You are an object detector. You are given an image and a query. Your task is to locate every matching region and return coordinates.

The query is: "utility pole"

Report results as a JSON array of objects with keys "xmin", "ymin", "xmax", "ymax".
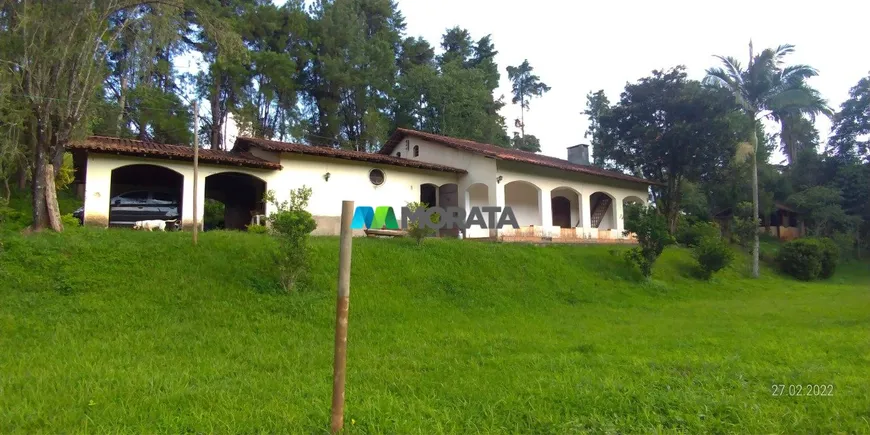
[
  {"xmin": 192, "ymin": 100, "xmax": 199, "ymax": 245},
  {"xmin": 330, "ymin": 200, "xmax": 354, "ymax": 433}
]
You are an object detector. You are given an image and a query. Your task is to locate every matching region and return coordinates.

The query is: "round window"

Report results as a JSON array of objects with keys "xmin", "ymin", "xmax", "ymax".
[{"xmin": 369, "ymin": 168, "xmax": 385, "ymax": 186}]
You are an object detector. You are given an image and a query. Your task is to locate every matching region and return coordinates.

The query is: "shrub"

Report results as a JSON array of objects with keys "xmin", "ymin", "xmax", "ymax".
[
  {"xmin": 731, "ymin": 201, "xmax": 758, "ymax": 251},
  {"xmin": 404, "ymin": 201, "xmax": 436, "ymax": 245},
  {"xmin": 204, "ymin": 199, "xmax": 225, "ymax": 230},
  {"xmin": 815, "ymin": 237, "xmax": 839, "ymax": 279},
  {"xmin": 246, "ymin": 224, "xmax": 268, "ymax": 234},
  {"xmin": 677, "ymin": 220, "xmax": 720, "ymax": 247},
  {"xmin": 60, "ymin": 213, "xmax": 80, "ymax": 228},
  {"xmin": 693, "ymin": 236, "xmax": 734, "ymax": 280},
  {"xmin": 264, "ymin": 186, "xmax": 318, "ymax": 291},
  {"xmin": 623, "ymin": 203, "xmax": 673, "ymax": 278},
  {"xmin": 776, "ymin": 238, "xmax": 823, "ymax": 281}
]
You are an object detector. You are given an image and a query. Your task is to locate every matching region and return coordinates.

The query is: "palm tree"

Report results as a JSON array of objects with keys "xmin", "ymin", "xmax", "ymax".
[{"xmin": 704, "ymin": 42, "xmax": 830, "ymax": 278}]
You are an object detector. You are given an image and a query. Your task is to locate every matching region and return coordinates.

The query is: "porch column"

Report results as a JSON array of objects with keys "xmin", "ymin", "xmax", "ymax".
[
  {"xmin": 580, "ymin": 193, "xmax": 592, "ymax": 229},
  {"xmin": 615, "ymin": 198, "xmax": 625, "ymax": 237},
  {"xmin": 181, "ymin": 172, "xmax": 206, "ymax": 231},
  {"xmin": 494, "ymin": 178, "xmax": 505, "ymax": 237},
  {"xmin": 539, "ymin": 189, "xmax": 553, "ymax": 237},
  {"xmin": 83, "ymin": 156, "xmax": 111, "ymax": 227}
]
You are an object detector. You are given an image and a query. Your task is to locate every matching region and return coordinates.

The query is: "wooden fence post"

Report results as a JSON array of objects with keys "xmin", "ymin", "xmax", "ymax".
[{"xmin": 330, "ymin": 200, "xmax": 354, "ymax": 433}]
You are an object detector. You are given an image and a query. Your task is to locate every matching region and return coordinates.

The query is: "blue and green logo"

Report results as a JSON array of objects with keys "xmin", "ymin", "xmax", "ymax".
[
  {"xmin": 350, "ymin": 206, "xmax": 518, "ymax": 230},
  {"xmin": 350, "ymin": 206, "xmax": 400, "ymax": 230}
]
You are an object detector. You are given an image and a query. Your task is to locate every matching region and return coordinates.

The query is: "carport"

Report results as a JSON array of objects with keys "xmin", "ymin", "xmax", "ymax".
[{"xmin": 68, "ymin": 136, "xmax": 281, "ymax": 229}]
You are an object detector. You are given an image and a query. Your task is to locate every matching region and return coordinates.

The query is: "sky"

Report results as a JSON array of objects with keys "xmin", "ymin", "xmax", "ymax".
[{"xmin": 395, "ymin": 0, "xmax": 869, "ymax": 163}]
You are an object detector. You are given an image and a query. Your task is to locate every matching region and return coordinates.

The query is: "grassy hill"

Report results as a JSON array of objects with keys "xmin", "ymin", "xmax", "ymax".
[{"xmin": 0, "ymin": 228, "xmax": 868, "ymax": 433}]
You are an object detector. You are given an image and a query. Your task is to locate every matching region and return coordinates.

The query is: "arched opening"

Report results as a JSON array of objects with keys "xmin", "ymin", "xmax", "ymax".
[
  {"xmin": 465, "ymin": 183, "xmax": 489, "ymax": 238},
  {"xmin": 420, "ymin": 183, "xmax": 437, "ymax": 207},
  {"xmin": 504, "ymin": 180, "xmax": 541, "ymax": 227},
  {"xmin": 205, "ymin": 172, "xmax": 266, "ymax": 230},
  {"xmin": 623, "ymin": 195, "xmax": 645, "ymax": 207},
  {"xmin": 550, "ymin": 187, "xmax": 580, "ymax": 228},
  {"xmin": 109, "ymin": 164, "xmax": 183, "ymax": 227},
  {"xmin": 438, "ymin": 183, "xmax": 459, "ymax": 237},
  {"xmin": 590, "ymin": 191, "xmax": 616, "ymax": 229}
]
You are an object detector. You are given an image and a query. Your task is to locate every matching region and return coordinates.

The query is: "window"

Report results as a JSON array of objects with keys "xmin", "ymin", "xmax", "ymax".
[
  {"xmin": 369, "ymin": 169, "xmax": 385, "ymax": 186},
  {"xmin": 405, "ymin": 139, "xmax": 410, "ymax": 151},
  {"xmin": 396, "ymin": 152, "xmax": 401, "ymax": 158},
  {"xmin": 413, "ymin": 145, "xmax": 419, "ymax": 157},
  {"xmin": 152, "ymin": 192, "xmax": 176, "ymax": 204}
]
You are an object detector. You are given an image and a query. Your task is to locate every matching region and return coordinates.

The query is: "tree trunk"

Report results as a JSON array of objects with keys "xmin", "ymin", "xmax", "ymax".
[
  {"xmin": 31, "ymin": 140, "xmax": 48, "ymax": 231},
  {"xmin": 210, "ymin": 76, "xmax": 224, "ymax": 150},
  {"xmin": 44, "ymin": 163, "xmax": 63, "ymax": 232},
  {"xmin": 117, "ymin": 74, "xmax": 127, "ymax": 135},
  {"xmin": 3, "ymin": 177, "xmax": 10, "ymax": 202},
  {"xmin": 750, "ymin": 120, "xmax": 760, "ymax": 278}
]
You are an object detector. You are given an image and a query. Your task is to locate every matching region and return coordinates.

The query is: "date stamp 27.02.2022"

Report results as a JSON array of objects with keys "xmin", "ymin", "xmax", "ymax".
[{"xmin": 771, "ymin": 384, "xmax": 834, "ymax": 396}]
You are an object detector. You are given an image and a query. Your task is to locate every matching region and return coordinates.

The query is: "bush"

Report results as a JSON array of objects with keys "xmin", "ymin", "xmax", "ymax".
[
  {"xmin": 693, "ymin": 236, "xmax": 734, "ymax": 280},
  {"xmin": 60, "ymin": 213, "xmax": 80, "ymax": 228},
  {"xmin": 816, "ymin": 237, "xmax": 839, "ymax": 279},
  {"xmin": 776, "ymin": 238, "xmax": 823, "ymax": 281},
  {"xmin": 264, "ymin": 186, "xmax": 317, "ymax": 291},
  {"xmin": 623, "ymin": 203, "xmax": 673, "ymax": 278},
  {"xmin": 204, "ymin": 199, "xmax": 225, "ymax": 230},
  {"xmin": 246, "ymin": 224, "xmax": 268, "ymax": 234},
  {"xmin": 677, "ymin": 220, "xmax": 720, "ymax": 247},
  {"xmin": 404, "ymin": 201, "xmax": 436, "ymax": 245}
]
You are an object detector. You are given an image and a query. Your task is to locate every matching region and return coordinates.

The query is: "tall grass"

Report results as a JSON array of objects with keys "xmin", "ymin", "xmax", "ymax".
[{"xmin": 0, "ymin": 229, "xmax": 868, "ymax": 433}]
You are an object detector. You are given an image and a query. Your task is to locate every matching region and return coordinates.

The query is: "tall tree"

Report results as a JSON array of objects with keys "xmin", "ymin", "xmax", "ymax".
[
  {"xmin": 595, "ymin": 67, "xmax": 744, "ymax": 233},
  {"xmin": 705, "ymin": 42, "xmax": 829, "ymax": 277},
  {"xmin": 583, "ymin": 90, "xmax": 611, "ymax": 167},
  {"xmin": 506, "ymin": 59, "xmax": 550, "ymax": 147},
  {"xmin": 829, "ymin": 73, "xmax": 870, "ymax": 162},
  {"xmin": 305, "ymin": 0, "xmax": 404, "ymax": 151}
]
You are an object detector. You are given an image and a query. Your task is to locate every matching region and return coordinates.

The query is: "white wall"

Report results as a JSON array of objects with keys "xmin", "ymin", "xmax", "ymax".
[
  {"xmin": 503, "ymin": 181, "xmax": 541, "ymax": 227},
  {"xmin": 271, "ymin": 153, "xmax": 459, "ymax": 235},
  {"xmin": 495, "ymin": 161, "xmax": 648, "ymax": 238},
  {"xmin": 82, "ymin": 154, "xmax": 274, "ymax": 229}
]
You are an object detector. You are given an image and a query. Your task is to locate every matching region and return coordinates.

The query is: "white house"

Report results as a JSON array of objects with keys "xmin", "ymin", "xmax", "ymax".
[{"xmin": 69, "ymin": 128, "xmax": 656, "ymax": 241}]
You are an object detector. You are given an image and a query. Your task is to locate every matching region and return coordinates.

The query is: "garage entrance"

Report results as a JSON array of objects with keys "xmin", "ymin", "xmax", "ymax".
[
  {"xmin": 109, "ymin": 164, "xmax": 183, "ymax": 226},
  {"xmin": 204, "ymin": 172, "xmax": 266, "ymax": 230}
]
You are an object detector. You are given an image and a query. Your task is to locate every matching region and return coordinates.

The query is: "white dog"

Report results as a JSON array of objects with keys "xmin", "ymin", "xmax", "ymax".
[{"xmin": 133, "ymin": 219, "xmax": 177, "ymax": 231}]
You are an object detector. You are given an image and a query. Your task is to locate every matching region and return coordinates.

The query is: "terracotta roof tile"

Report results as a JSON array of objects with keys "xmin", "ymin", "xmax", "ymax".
[
  {"xmin": 234, "ymin": 137, "xmax": 466, "ymax": 174},
  {"xmin": 381, "ymin": 128, "xmax": 661, "ymax": 186},
  {"xmin": 67, "ymin": 136, "xmax": 282, "ymax": 170}
]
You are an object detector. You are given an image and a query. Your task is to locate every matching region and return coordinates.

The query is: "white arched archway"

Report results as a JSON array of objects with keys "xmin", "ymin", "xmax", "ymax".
[
  {"xmin": 205, "ymin": 172, "xmax": 268, "ymax": 230},
  {"xmin": 504, "ymin": 180, "xmax": 542, "ymax": 227},
  {"xmin": 589, "ymin": 191, "xmax": 617, "ymax": 230},
  {"xmin": 550, "ymin": 186, "xmax": 581, "ymax": 228},
  {"xmin": 106, "ymin": 164, "xmax": 185, "ymax": 227}
]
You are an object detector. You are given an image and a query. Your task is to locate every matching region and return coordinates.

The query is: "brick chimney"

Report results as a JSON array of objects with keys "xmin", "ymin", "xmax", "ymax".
[{"xmin": 567, "ymin": 144, "xmax": 590, "ymax": 165}]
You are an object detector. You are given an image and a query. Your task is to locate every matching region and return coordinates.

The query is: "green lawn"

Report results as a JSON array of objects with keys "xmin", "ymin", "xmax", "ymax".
[{"xmin": 0, "ymin": 229, "xmax": 868, "ymax": 433}]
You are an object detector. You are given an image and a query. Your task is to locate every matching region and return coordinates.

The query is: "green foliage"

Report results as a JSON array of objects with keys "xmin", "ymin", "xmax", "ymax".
[
  {"xmin": 245, "ymin": 223, "xmax": 268, "ymax": 234},
  {"xmin": 731, "ymin": 201, "xmax": 759, "ymax": 251},
  {"xmin": 263, "ymin": 186, "xmax": 317, "ymax": 291},
  {"xmin": 776, "ymin": 238, "xmax": 839, "ymax": 281},
  {"xmin": 506, "ymin": 59, "xmax": 550, "ymax": 140},
  {"xmin": 203, "ymin": 199, "xmax": 225, "ymax": 230},
  {"xmin": 815, "ymin": 237, "xmax": 840, "ymax": 279},
  {"xmin": 54, "ymin": 153, "xmax": 76, "ymax": 191},
  {"xmin": 676, "ymin": 220, "xmax": 720, "ymax": 247},
  {"xmin": 788, "ymin": 186, "xmax": 860, "ymax": 237},
  {"xmin": 829, "ymin": 73, "xmax": 870, "ymax": 160},
  {"xmin": 1, "ymin": 230, "xmax": 869, "ymax": 432},
  {"xmin": 404, "ymin": 201, "xmax": 436, "ymax": 245},
  {"xmin": 595, "ymin": 67, "xmax": 745, "ymax": 232},
  {"xmin": 623, "ymin": 203, "xmax": 674, "ymax": 278},
  {"xmin": 509, "ymin": 132, "xmax": 540, "ymax": 153},
  {"xmin": 693, "ymin": 236, "xmax": 735, "ymax": 280},
  {"xmin": 60, "ymin": 213, "xmax": 80, "ymax": 228}
]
